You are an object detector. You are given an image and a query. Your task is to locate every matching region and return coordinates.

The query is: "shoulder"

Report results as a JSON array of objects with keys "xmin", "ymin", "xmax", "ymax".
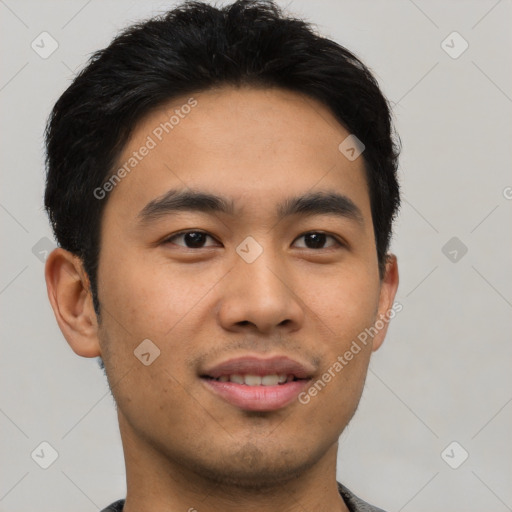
[
  {"xmin": 100, "ymin": 499, "xmax": 125, "ymax": 512},
  {"xmin": 337, "ymin": 482, "xmax": 388, "ymax": 512}
]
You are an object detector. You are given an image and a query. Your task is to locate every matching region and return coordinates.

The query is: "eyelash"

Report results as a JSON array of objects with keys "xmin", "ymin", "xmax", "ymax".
[{"xmin": 161, "ymin": 230, "xmax": 345, "ymax": 250}]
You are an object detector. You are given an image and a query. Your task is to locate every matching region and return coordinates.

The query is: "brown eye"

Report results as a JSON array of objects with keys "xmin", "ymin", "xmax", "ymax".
[
  {"xmin": 293, "ymin": 232, "xmax": 342, "ymax": 250},
  {"xmin": 163, "ymin": 231, "xmax": 218, "ymax": 248}
]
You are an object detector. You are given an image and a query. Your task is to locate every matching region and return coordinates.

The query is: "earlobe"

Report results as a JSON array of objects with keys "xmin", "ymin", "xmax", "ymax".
[
  {"xmin": 372, "ymin": 254, "xmax": 399, "ymax": 352},
  {"xmin": 44, "ymin": 248, "xmax": 102, "ymax": 358}
]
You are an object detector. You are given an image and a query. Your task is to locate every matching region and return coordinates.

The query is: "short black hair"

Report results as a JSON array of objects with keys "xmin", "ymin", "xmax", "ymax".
[{"xmin": 44, "ymin": 0, "xmax": 400, "ymax": 320}]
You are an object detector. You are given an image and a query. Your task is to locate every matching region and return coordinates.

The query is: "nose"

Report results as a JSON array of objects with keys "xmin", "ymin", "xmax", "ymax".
[{"xmin": 216, "ymin": 244, "xmax": 305, "ymax": 335}]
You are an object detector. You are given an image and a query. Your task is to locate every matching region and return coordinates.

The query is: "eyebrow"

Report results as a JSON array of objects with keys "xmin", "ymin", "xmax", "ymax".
[{"xmin": 136, "ymin": 188, "xmax": 364, "ymax": 227}]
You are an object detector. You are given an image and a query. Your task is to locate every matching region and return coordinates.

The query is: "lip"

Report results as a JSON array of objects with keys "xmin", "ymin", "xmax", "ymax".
[
  {"xmin": 201, "ymin": 355, "xmax": 314, "ymax": 379},
  {"xmin": 200, "ymin": 355, "xmax": 314, "ymax": 412}
]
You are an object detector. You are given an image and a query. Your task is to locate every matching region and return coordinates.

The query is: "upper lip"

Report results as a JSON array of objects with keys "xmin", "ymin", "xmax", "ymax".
[{"xmin": 201, "ymin": 355, "xmax": 314, "ymax": 379}]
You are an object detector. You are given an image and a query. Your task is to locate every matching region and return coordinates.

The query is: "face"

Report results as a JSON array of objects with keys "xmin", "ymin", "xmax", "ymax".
[{"xmin": 88, "ymin": 86, "xmax": 398, "ymax": 487}]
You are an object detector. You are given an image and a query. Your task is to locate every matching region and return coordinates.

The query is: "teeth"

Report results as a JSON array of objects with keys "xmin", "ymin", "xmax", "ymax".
[
  {"xmin": 261, "ymin": 375, "xmax": 279, "ymax": 386},
  {"xmin": 214, "ymin": 374, "xmax": 291, "ymax": 385},
  {"xmin": 244, "ymin": 375, "xmax": 261, "ymax": 386}
]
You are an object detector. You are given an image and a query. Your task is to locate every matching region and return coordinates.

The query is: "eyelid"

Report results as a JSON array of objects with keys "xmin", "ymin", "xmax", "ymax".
[
  {"xmin": 162, "ymin": 229, "xmax": 346, "ymax": 250},
  {"xmin": 162, "ymin": 229, "xmax": 218, "ymax": 247},
  {"xmin": 293, "ymin": 231, "xmax": 345, "ymax": 249}
]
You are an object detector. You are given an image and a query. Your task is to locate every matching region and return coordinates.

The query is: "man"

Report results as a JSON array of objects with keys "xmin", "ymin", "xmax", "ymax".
[{"xmin": 43, "ymin": 1, "xmax": 400, "ymax": 510}]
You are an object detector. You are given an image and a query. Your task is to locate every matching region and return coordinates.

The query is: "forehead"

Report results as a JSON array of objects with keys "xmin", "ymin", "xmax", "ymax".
[{"xmin": 101, "ymin": 85, "xmax": 371, "ymax": 227}]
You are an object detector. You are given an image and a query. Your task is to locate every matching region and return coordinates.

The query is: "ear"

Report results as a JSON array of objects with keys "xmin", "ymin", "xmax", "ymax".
[
  {"xmin": 372, "ymin": 254, "xmax": 399, "ymax": 352},
  {"xmin": 44, "ymin": 248, "xmax": 101, "ymax": 358}
]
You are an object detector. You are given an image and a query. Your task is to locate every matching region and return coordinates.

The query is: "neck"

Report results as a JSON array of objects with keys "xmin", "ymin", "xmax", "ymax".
[{"xmin": 118, "ymin": 413, "xmax": 349, "ymax": 512}]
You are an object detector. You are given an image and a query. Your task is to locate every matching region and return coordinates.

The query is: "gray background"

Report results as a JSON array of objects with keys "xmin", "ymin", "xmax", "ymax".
[{"xmin": 1, "ymin": 0, "xmax": 511, "ymax": 510}]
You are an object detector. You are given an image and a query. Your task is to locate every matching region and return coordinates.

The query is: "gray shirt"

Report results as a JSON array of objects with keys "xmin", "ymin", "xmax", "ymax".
[{"xmin": 100, "ymin": 482, "xmax": 386, "ymax": 512}]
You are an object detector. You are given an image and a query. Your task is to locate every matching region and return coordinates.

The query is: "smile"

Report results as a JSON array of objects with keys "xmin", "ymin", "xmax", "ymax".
[
  {"xmin": 200, "ymin": 356, "xmax": 313, "ymax": 411},
  {"xmin": 207, "ymin": 374, "xmax": 294, "ymax": 385}
]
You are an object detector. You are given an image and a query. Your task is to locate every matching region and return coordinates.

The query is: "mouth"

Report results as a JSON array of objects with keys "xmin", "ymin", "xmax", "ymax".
[
  {"xmin": 204, "ymin": 374, "xmax": 298, "ymax": 385},
  {"xmin": 200, "ymin": 356, "xmax": 313, "ymax": 412}
]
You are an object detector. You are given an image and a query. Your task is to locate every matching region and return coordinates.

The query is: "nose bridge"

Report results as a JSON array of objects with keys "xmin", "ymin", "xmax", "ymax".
[
  {"xmin": 217, "ymin": 236, "xmax": 303, "ymax": 332},
  {"xmin": 235, "ymin": 237, "xmax": 288, "ymax": 300}
]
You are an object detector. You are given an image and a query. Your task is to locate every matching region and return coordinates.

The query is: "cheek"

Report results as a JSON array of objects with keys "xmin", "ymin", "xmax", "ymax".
[
  {"xmin": 100, "ymin": 255, "xmax": 223, "ymax": 339},
  {"xmin": 298, "ymin": 266, "xmax": 380, "ymax": 342}
]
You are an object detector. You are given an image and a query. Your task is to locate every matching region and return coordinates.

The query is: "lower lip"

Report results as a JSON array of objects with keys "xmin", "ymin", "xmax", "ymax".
[{"xmin": 202, "ymin": 379, "xmax": 309, "ymax": 411}]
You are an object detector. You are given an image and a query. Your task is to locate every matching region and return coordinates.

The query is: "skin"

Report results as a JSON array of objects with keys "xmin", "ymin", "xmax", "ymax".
[{"xmin": 45, "ymin": 85, "xmax": 399, "ymax": 512}]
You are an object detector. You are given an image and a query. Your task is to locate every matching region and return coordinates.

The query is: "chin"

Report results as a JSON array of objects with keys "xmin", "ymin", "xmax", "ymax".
[{"xmin": 181, "ymin": 439, "xmax": 325, "ymax": 491}]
